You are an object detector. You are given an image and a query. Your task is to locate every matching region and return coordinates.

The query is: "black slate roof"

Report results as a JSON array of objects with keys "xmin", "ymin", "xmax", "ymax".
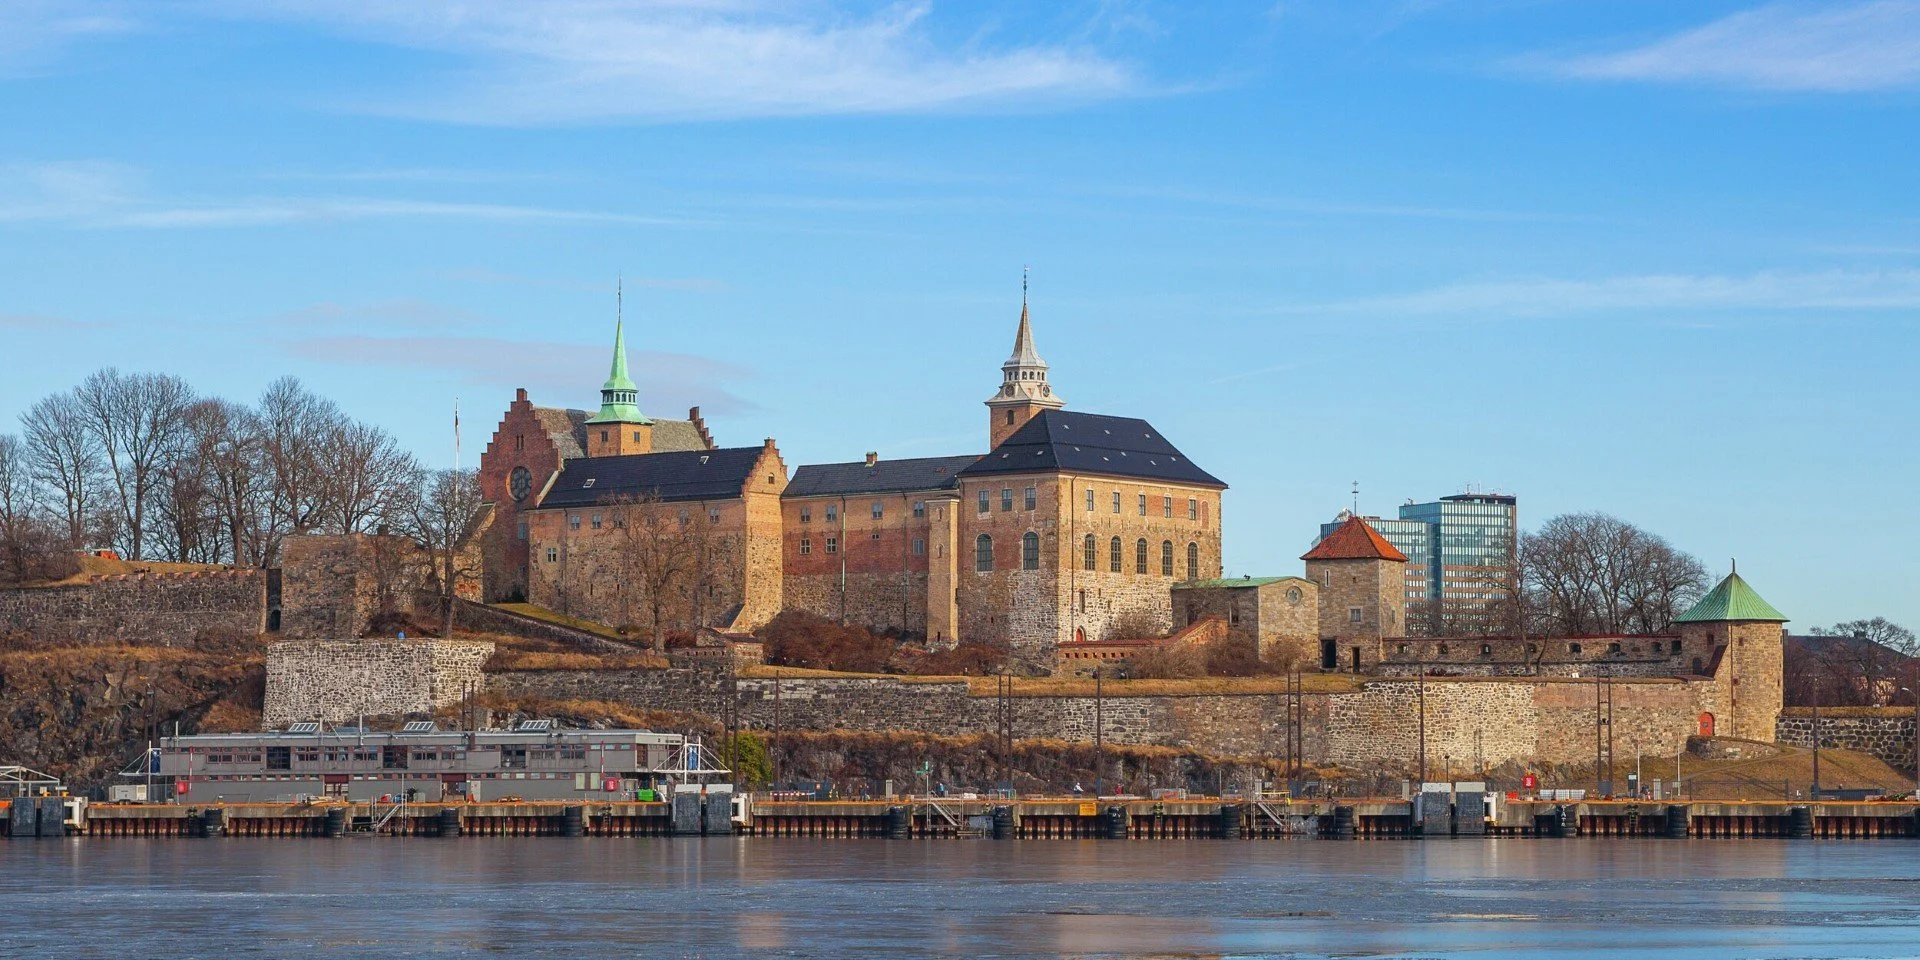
[
  {"xmin": 957, "ymin": 410, "xmax": 1225, "ymax": 487},
  {"xmin": 537, "ymin": 447, "xmax": 765, "ymax": 509},
  {"xmin": 785, "ymin": 455, "xmax": 980, "ymax": 499}
]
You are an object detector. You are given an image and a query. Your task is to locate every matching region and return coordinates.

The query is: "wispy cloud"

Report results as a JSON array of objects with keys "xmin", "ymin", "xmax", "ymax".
[
  {"xmin": 185, "ymin": 0, "xmax": 1138, "ymax": 125},
  {"xmin": 1278, "ymin": 268, "xmax": 1920, "ymax": 318},
  {"xmin": 0, "ymin": 160, "xmax": 697, "ymax": 229},
  {"xmin": 1526, "ymin": 1, "xmax": 1920, "ymax": 92},
  {"xmin": 0, "ymin": 313, "xmax": 106, "ymax": 332},
  {"xmin": 284, "ymin": 334, "xmax": 757, "ymax": 415},
  {"xmin": 0, "ymin": 1, "xmax": 137, "ymax": 76}
]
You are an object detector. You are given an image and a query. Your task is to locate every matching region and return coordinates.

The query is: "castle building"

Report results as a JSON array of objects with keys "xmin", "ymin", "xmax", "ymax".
[{"xmin": 479, "ymin": 283, "xmax": 1226, "ymax": 665}]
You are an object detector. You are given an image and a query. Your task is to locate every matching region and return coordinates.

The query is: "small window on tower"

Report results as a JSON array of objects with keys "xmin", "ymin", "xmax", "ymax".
[
  {"xmin": 1006, "ymin": 410, "xmax": 1015, "ymax": 425},
  {"xmin": 1085, "ymin": 489, "xmax": 1095, "ymax": 512},
  {"xmin": 633, "ymin": 431, "xmax": 642, "ymax": 442},
  {"xmin": 912, "ymin": 538, "xmax": 926, "ymax": 556},
  {"xmin": 1348, "ymin": 607, "xmax": 1362, "ymax": 623},
  {"xmin": 601, "ymin": 430, "xmax": 608, "ymax": 443},
  {"xmin": 1163, "ymin": 496, "xmax": 1173, "ymax": 518}
]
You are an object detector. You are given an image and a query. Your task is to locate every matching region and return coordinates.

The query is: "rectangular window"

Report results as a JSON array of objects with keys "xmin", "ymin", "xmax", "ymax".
[
  {"xmin": 568, "ymin": 514, "xmax": 580, "ymax": 530},
  {"xmin": 546, "ymin": 547, "xmax": 558, "ymax": 563},
  {"xmin": 978, "ymin": 489, "xmax": 990, "ymax": 513},
  {"xmin": 799, "ymin": 538, "xmax": 811, "ymax": 555},
  {"xmin": 709, "ymin": 508, "xmax": 721, "ymax": 524},
  {"xmin": 1001, "ymin": 488, "xmax": 1013, "ymax": 512},
  {"xmin": 265, "ymin": 747, "xmax": 291, "ymax": 771},
  {"xmin": 1138, "ymin": 493, "xmax": 1147, "ymax": 516},
  {"xmin": 800, "ymin": 506, "xmax": 812, "ymax": 523},
  {"xmin": 912, "ymin": 501, "xmax": 925, "ymax": 519},
  {"xmin": 1188, "ymin": 498, "xmax": 1198, "ymax": 520},
  {"xmin": 590, "ymin": 513, "xmax": 603, "ymax": 529},
  {"xmin": 825, "ymin": 536, "xmax": 838, "ymax": 554},
  {"xmin": 912, "ymin": 538, "xmax": 926, "ymax": 556},
  {"xmin": 517, "ymin": 521, "xmax": 528, "ymax": 541},
  {"xmin": 1024, "ymin": 486, "xmax": 1037, "ymax": 511},
  {"xmin": 1348, "ymin": 607, "xmax": 1362, "ymax": 623},
  {"xmin": 1111, "ymin": 491, "xmax": 1121, "ymax": 514},
  {"xmin": 1163, "ymin": 496, "xmax": 1173, "ymax": 518},
  {"xmin": 871, "ymin": 501, "xmax": 884, "ymax": 520},
  {"xmin": 1086, "ymin": 489, "xmax": 1095, "ymax": 512},
  {"xmin": 825, "ymin": 504, "xmax": 838, "ymax": 522}
]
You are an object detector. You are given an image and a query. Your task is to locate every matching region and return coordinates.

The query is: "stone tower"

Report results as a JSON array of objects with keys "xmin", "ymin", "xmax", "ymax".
[
  {"xmin": 585, "ymin": 304, "xmax": 654, "ymax": 458},
  {"xmin": 1674, "ymin": 568, "xmax": 1787, "ymax": 742},
  {"xmin": 985, "ymin": 277, "xmax": 1065, "ymax": 449},
  {"xmin": 1302, "ymin": 514, "xmax": 1408, "ymax": 671}
]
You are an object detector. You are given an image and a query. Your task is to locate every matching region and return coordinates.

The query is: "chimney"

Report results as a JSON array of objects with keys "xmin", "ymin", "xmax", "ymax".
[
  {"xmin": 515, "ymin": 388, "xmax": 528, "ymax": 402},
  {"xmin": 865, "ymin": 451, "xmax": 878, "ymax": 467}
]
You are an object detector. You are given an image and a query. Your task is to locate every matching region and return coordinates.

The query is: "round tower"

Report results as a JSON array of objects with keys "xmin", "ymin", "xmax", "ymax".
[{"xmin": 1673, "ymin": 566, "xmax": 1787, "ymax": 742}]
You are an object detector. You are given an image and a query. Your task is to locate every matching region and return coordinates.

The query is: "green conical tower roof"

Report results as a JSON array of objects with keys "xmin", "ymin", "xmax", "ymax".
[
  {"xmin": 586, "ymin": 312, "xmax": 651, "ymax": 425},
  {"xmin": 1674, "ymin": 569, "xmax": 1787, "ymax": 623}
]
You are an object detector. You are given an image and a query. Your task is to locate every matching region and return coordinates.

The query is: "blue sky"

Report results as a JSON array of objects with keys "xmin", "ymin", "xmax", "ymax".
[{"xmin": 1, "ymin": 1, "xmax": 1916, "ymax": 629}]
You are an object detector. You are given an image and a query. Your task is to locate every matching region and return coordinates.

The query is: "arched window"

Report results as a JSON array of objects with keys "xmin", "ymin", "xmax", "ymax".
[
  {"xmin": 975, "ymin": 535, "xmax": 994, "ymax": 572},
  {"xmin": 1110, "ymin": 537, "xmax": 1123, "ymax": 572},
  {"xmin": 1160, "ymin": 540, "xmax": 1174, "ymax": 576},
  {"xmin": 1135, "ymin": 538, "xmax": 1148, "ymax": 574},
  {"xmin": 1083, "ymin": 535, "xmax": 1096, "ymax": 570},
  {"xmin": 1022, "ymin": 532, "xmax": 1040, "ymax": 570},
  {"xmin": 1186, "ymin": 542, "xmax": 1200, "ymax": 580}
]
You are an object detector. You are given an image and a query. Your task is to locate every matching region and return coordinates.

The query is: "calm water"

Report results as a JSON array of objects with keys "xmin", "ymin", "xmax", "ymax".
[{"xmin": 5, "ymin": 838, "xmax": 1920, "ymax": 959}]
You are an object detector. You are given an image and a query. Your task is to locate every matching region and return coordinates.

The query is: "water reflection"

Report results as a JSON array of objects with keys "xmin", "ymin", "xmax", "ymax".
[{"xmin": 4, "ymin": 838, "xmax": 1920, "ymax": 959}]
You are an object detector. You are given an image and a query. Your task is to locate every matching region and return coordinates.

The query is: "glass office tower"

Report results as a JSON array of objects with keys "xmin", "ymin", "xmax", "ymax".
[{"xmin": 1316, "ymin": 492, "xmax": 1517, "ymax": 619}]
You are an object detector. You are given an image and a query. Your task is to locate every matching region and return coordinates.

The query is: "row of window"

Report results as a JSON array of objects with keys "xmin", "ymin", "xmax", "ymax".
[
  {"xmin": 798, "ymin": 537, "xmax": 929, "ymax": 556},
  {"xmin": 566, "ymin": 508, "xmax": 721, "ymax": 531},
  {"xmin": 798, "ymin": 501, "xmax": 929, "ymax": 523},
  {"xmin": 973, "ymin": 534, "xmax": 1204, "ymax": 576}
]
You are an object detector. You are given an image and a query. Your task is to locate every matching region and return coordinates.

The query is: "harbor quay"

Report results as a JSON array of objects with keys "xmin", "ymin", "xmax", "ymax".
[{"xmin": 12, "ymin": 795, "xmax": 1920, "ymax": 841}]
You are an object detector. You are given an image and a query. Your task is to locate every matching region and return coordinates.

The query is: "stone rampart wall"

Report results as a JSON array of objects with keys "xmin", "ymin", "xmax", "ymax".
[
  {"xmin": 1777, "ymin": 711, "xmax": 1917, "ymax": 773},
  {"xmin": 0, "ymin": 571, "xmax": 264, "ymax": 646},
  {"xmin": 487, "ymin": 666, "xmax": 1712, "ymax": 768},
  {"xmin": 265, "ymin": 637, "xmax": 494, "ymax": 727}
]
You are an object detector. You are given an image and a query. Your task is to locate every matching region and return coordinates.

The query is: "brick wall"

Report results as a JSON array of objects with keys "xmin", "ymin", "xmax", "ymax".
[
  {"xmin": 0, "ymin": 570, "xmax": 264, "ymax": 646},
  {"xmin": 264, "ymin": 637, "xmax": 494, "ymax": 726}
]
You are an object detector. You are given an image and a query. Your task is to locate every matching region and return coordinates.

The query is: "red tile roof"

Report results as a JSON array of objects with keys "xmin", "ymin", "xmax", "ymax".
[{"xmin": 1301, "ymin": 515, "xmax": 1408, "ymax": 562}]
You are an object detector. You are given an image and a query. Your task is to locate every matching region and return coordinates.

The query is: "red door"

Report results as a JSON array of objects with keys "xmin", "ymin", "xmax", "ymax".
[{"xmin": 1697, "ymin": 713, "xmax": 1715, "ymax": 738}]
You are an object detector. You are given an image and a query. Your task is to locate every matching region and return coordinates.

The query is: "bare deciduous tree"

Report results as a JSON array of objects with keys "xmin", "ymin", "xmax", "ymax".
[
  {"xmin": 1521, "ymin": 512, "xmax": 1708, "ymax": 637},
  {"xmin": 0, "ymin": 433, "xmax": 79, "ymax": 584},
  {"xmin": 607, "ymin": 493, "xmax": 707, "ymax": 653},
  {"xmin": 404, "ymin": 467, "xmax": 486, "ymax": 638},
  {"xmin": 73, "ymin": 369, "xmax": 196, "ymax": 560},
  {"xmin": 20, "ymin": 392, "xmax": 103, "ymax": 546},
  {"xmin": 317, "ymin": 419, "xmax": 418, "ymax": 535},
  {"xmin": 258, "ymin": 376, "xmax": 340, "ymax": 537}
]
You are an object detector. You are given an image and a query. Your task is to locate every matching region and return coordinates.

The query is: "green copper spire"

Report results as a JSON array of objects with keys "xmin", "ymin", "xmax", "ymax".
[
  {"xmin": 1674, "ymin": 567, "xmax": 1788, "ymax": 623},
  {"xmin": 586, "ymin": 282, "xmax": 651, "ymax": 425}
]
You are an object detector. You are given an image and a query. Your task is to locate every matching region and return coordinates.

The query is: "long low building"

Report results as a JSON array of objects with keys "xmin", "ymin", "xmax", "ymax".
[{"xmin": 131, "ymin": 721, "xmax": 726, "ymax": 804}]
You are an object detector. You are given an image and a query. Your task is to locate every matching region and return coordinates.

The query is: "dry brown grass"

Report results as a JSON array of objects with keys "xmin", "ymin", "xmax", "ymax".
[
  {"xmin": 21, "ymin": 555, "xmax": 233, "ymax": 588},
  {"xmin": 493, "ymin": 603, "xmax": 624, "ymax": 639},
  {"xmin": 485, "ymin": 650, "xmax": 668, "ymax": 671},
  {"xmin": 1780, "ymin": 706, "xmax": 1915, "ymax": 719}
]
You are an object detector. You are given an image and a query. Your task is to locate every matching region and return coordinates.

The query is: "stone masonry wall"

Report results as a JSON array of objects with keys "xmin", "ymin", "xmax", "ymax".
[
  {"xmin": 1777, "ymin": 710, "xmax": 1917, "ymax": 773},
  {"xmin": 488, "ymin": 666, "xmax": 1713, "ymax": 769},
  {"xmin": 264, "ymin": 637, "xmax": 494, "ymax": 727},
  {"xmin": 0, "ymin": 570, "xmax": 264, "ymax": 646}
]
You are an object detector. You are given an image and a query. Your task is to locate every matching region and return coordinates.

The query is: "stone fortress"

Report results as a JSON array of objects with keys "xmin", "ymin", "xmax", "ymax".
[
  {"xmin": 454, "ymin": 279, "xmax": 1791, "ymax": 757},
  {"xmin": 0, "ymin": 277, "xmax": 1797, "ymax": 773}
]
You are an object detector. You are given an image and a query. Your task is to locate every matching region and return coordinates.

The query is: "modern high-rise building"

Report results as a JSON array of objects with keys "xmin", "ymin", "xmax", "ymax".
[{"xmin": 1317, "ymin": 492, "xmax": 1517, "ymax": 630}]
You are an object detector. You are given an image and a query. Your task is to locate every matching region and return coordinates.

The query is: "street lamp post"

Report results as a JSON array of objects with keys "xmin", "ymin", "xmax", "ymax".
[{"xmin": 1093, "ymin": 665, "xmax": 1105, "ymax": 800}]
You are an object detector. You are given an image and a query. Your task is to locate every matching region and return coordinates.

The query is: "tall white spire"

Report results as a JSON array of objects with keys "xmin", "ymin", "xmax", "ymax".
[{"xmin": 990, "ymin": 267, "xmax": 1064, "ymax": 407}]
